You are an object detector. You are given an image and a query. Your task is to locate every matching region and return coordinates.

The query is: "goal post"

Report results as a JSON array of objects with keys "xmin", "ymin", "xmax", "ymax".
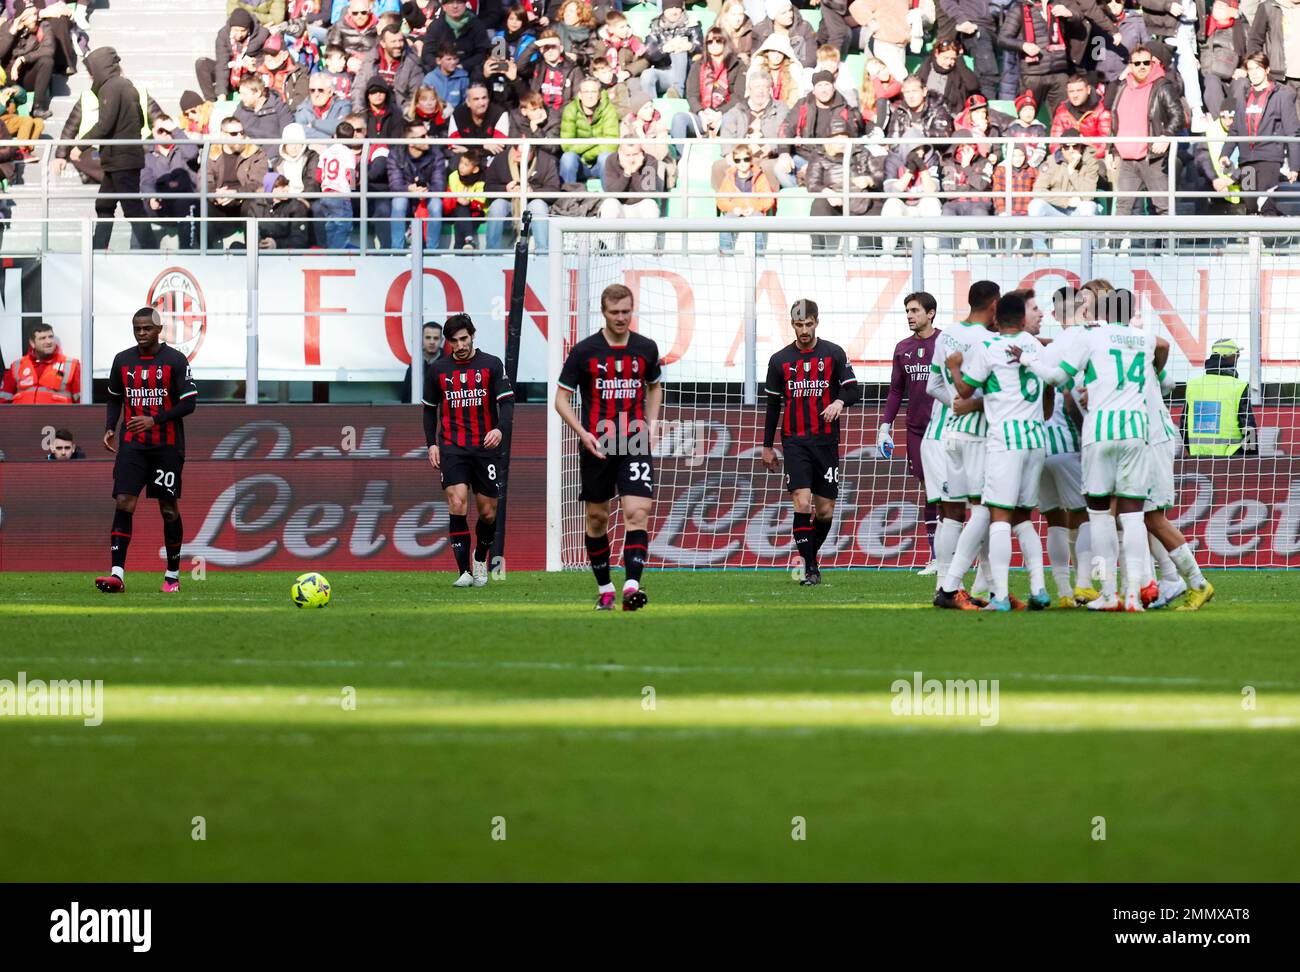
[{"xmin": 547, "ymin": 216, "xmax": 1299, "ymax": 572}]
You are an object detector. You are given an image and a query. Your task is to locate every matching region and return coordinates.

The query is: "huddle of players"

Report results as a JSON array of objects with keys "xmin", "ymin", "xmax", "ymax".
[{"xmin": 926, "ymin": 279, "xmax": 1215, "ymax": 613}]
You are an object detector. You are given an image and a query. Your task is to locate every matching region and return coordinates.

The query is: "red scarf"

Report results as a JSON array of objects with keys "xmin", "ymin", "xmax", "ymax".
[
  {"xmin": 1022, "ymin": 0, "xmax": 1062, "ymax": 63},
  {"xmin": 1246, "ymin": 83, "xmax": 1273, "ymax": 138},
  {"xmin": 1205, "ymin": 15, "xmax": 1234, "ymax": 39},
  {"xmin": 699, "ymin": 58, "xmax": 731, "ymax": 111}
]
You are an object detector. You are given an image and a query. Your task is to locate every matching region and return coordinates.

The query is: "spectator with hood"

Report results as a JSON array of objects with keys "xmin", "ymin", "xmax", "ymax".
[
  {"xmin": 82, "ymin": 46, "xmax": 153, "ymax": 250},
  {"xmin": 197, "ymin": 8, "xmax": 269, "ymax": 102}
]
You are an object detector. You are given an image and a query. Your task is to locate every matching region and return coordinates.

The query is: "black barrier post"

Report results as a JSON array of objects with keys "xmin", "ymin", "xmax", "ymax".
[{"xmin": 492, "ymin": 211, "xmax": 533, "ymax": 570}]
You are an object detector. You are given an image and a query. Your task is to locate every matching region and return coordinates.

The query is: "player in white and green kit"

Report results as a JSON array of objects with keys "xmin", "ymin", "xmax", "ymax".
[
  {"xmin": 931, "ymin": 280, "xmax": 1002, "ymax": 610},
  {"xmin": 1014, "ymin": 290, "xmax": 1169, "ymax": 612},
  {"xmin": 948, "ymin": 291, "xmax": 1053, "ymax": 611}
]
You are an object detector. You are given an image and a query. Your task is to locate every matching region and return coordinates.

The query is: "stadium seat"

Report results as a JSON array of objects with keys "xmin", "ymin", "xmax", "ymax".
[
  {"xmin": 624, "ymin": 3, "xmax": 657, "ymax": 37},
  {"xmin": 693, "ymin": 7, "xmax": 717, "ymax": 32},
  {"xmin": 654, "ymin": 97, "xmax": 691, "ymax": 122},
  {"xmin": 776, "ymin": 186, "xmax": 813, "ymax": 218},
  {"xmin": 800, "ymin": 8, "xmax": 821, "ymax": 32},
  {"xmin": 685, "ymin": 142, "xmax": 722, "ymax": 218},
  {"xmin": 988, "ymin": 100, "xmax": 1016, "ymax": 118},
  {"xmin": 841, "ymin": 53, "xmax": 866, "ymax": 86}
]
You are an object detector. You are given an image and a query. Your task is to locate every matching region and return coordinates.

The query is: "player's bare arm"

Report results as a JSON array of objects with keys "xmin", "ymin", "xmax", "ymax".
[{"xmin": 554, "ymin": 386, "xmax": 606, "ymax": 458}]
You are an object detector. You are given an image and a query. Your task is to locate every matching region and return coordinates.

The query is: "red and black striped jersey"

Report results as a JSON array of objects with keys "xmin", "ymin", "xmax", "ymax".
[
  {"xmin": 764, "ymin": 339, "xmax": 858, "ymax": 443},
  {"xmin": 422, "ymin": 350, "xmax": 515, "ymax": 450},
  {"xmin": 557, "ymin": 331, "xmax": 662, "ymax": 448},
  {"xmin": 106, "ymin": 344, "xmax": 198, "ymax": 450}
]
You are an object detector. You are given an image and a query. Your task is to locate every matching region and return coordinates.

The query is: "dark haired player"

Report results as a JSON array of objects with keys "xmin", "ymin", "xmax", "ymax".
[
  {"xmin": 95, "ymin": 307, "xmax": 198, "ymax": 594},
  {"xmin": 555, "ymin": 283, "xmax": 663, "ymax": 611},
  {"xmin": 761, "ymin": 299, "xmax": 861, "ymax": 585},
  {"xmin": 423, "ymin": 313, "xmax": 515, "ymax": 588}
]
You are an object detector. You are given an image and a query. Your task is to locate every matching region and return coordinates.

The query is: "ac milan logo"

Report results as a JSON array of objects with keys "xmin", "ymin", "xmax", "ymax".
[
  {"xmin": 147, "ymin": 268, "xmax": 207, "ymax": 362},
  {"xmin": 156, "ymin": 367, "xmax": 163, "ymax": 380},
  {"xmin": 818, "ymin": 359, "xmax": 825, "ymax": 372},
  {"xmin": 632, "ymin": 358, "xmax": 639, "ymax": 374}
]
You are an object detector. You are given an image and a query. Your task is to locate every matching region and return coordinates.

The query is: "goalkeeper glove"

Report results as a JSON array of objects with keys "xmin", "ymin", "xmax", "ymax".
[{"xmin": 876, "ymin": 423, "xmax": 894, "ymax": 459}]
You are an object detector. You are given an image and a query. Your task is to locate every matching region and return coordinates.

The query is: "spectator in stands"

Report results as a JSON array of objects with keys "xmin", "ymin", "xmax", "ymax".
[
  {"xmin": 1050, "ymin": 74, "xmax": 1112, "ymax": 158},
  {"xmin": 915, "ymin": 36, "xmax": 980, "ymax": 116},
  {"xmin": 749, "ymin": 32, "xmax": 807, "ymax": 108},
  {"xmin": 622, "ymin": 90, "xmax": 676, "ymax": 187},
  {"xmin": 991, "ymin": 140, "xmax": 1039, "ymax": 219},
  {"xmin": 716, "ymin": 141, "xmax": 776, "ymax": 252},
  {"xmin": 600, "ymin": 138, "xmax": 663, "ymax": 219},
  {"xmin": 597, "ymin": 10, "xmax": 648, "ymax": 79},
  {"xmin": 943, "ymin": 2, "xmax": 1001, "ymax": 100},
  {"xmin": 641, "ymin": 0, "xmax": 703, "ymax": 97},
  {"xmin": 858, "ymin": 57, "xmax": 902, "ymax": 128},
  {"xmin": 449, "ymin": 80, "xmax": 509, "ymax": 152},
  {"xmin": 297, "ymin": 72, "xmax": 351, "ymax": 137},
  {"xmin": 328, "ymin": 0, "xmax": 380, "ymax": 74},
  {"xmin": 1094, "ymin": 0, "xmax": 1150, "ymax": 83},
  {"xmin": 511, "ymin": 88, "xmax": 560, "ymax": 154},
  {"xmin": 484, "ymin": 138, "xmax": 559, "ymax": 249},
  {"xmin": 360, "ymin": 76, "xmax": 404, "ymax": 140},
  {"xmin": 559, "ymin": 74, "xmax": 618, "ymax": 183},
  {"xmin": 320, "ymin": 45, "xmax": 354, "ymax": 101},
  {"xmin": 354, "ymin": 22, "xmax": 423, "ymax": 114},
  {"xmin": 444, "ymin": 146, "xmax": 487, "ymax": 248},
  {"xmin": 82, "ymin": 47, "xmax": 153, "ymax": 251},
  {"xmin": 806, "ymin": 122, "xmax": 885, "ymax": 249},
  {"xmin": 425, "ymin": 44, "xmax": 470, "ymax": 109},
  {"xmin": 293, "ymin": 0, "xmax": 333, "ymax": 48},
  {"xmin": 197, "ymin": 8, "xmax": 269, "ymax": 102},
  {"xmin": 940, "ymin": 131, "xmax": 996, "ymax": 222},
  {"xmin": 274, "ymin": 122, "xmax": 322, "ymax": 192},
  {"xmin": 1105, "ymin": 43, "xmax": 1183, "ymax": 217},
  {"xmin": 142, "ymin": 115, "xmax": 201, "ymax": 250},
  {"xmin": 387, "ymin": 118, "xmax": 448, "ymax": 247},
  {"xmin": 407, "ymin": 83, "xmax": 450, "ymax": 135},
  {"xmin": 422, "ymin": 0, "xmax": 491, "ymax": 79},
  {"xmin": 1141, "ymin": 0, "xmax": 1206, "ymax": 128},
  {"xmin": 258, "ymin": 32, "xmax": 311, "ymax": 107},
  {"xmin": 46, "ymin": 428, "xmax": 85, "ymax": 460},
  {"xmin": 1, "ymin": 81, "xmax": 42, "ymax": 153},
  {"xmin": 314, "ymin": 119, "xmax": 358, "ymax": 246},
  {"xmin": 207, "ymin": 116, "xmax": 270, "ymax": 243},
  {"xmin": 881, "ymin": 129, "xmax": 942, "ymax": 250},
  {"xmin": 554, "ymin": 0, "xmax": 599, "ymax": 65},
  {"xmin": 1008, "ymin": 89, "xmax": 1047, "ymax": 166},
  {"xmin": 752, "ymin": 0, "xmax": 815, "ymax": 69},
  {"xmin": 180, "ymin": 90, "xmax": 215, "ymax": 136},
  {"xmin": 952, "ymin": 92, "xmax": 1005, "ymax": 161},
  {"xmin": 852, "ymin": 0, "xmax": 912, "ymax": 81},
  {"xmin": 0, "ymin": 2, "xmax": 54, "ymax": 119},
  {"xmin": 1228, "ymin": 51, "xmax": 1300, "ymax": 213},
  {"xmin": 235, "ymin": 75, "xmax": 294, "ymax": 165},
  {"xmin": 673, "ymin": 27, "xmax": 743, "ymax": 139},
  {"xmin": 813, "ymin": 45, "xmax": 859, "ymax": 109},
  {"xmin": 1194, "ymin": 104, "xmax": 1245, "ymax": 213},
  {"xmin": 1200, "ymin": 0, "xmax": 1249, "ymax": 119},
  {"xmin": 0, "ymin": 323, "xmax": 80, "ymax": 404},
  {"xmin": 1247, "ymin": 0, "xmax": 1300, "ymax": 111},
  {"xmin": 717, "ymin": 0, "xmax": 755, "ymax": 66},
  {"xmin": 588, "ymin": 55, "xmax": 630, "ymax": 116},
  {"xmin": 255, "ymin": 174, "xmax": 312, "ymax": 248},
  {"xmin": 885, "ymin": 74, "xmax": 954, "ymax": 140},
  {"xmin": 498, "ymin": 5, "xmax": 539, "ymax": 65},
  {"xmin": 997, "ymin": 0, "xmax": 1072, "ymax": 119},
  {"xmin": 230, "ymin": 0, "xmax": 289, "ymax": 28},
  {"xmin": 401, "ymin": 321, "xmax": 442, "ymax": 403},
  {"xmin": 517, "ymin": 30, "xmax": 580, "ymax": 110},
  {"xmin": 718, "ymin": 72, "xmax": 788, "ymax": 186},
  {"xmin": 783, "ymin": 69, "xmax": 857, "ymax": 182},
  {"xmin": 1027, "ymin": 130, "xmax": 1101, "ymax": 246},
  {"xmin": 33, "ymin": 0, "xmax": 81, "ymax": 79}
]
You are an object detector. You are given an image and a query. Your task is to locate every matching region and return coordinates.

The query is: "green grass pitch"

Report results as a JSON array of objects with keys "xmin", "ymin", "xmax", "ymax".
[{"xmin": 1, "ymin": 569, "xmax": 1297, "ymax": 881}]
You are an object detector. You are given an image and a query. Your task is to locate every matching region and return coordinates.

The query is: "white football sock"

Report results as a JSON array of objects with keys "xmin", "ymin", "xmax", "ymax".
[
  {"xmin": 1087, "ymin": 510, "xmax": 1118, "ymax": 598},
  {"xmin": 598, "ymin": 583, "xmax": 615, "ymax": 594},
  {"xmin": 1047, "ymin": 525, "xmax": 1073, "ymax": 597},
  {"xmin": 988, "ymin": 520, "xmax": 1012, "ymax": 601},
  {"xmin": 935, "ymin": 517, "xmax": 963, "ymax": 591},
  {"xmin": 941, "ymin": 505, "xmax": 990, "ymax": 593},
  {"xmin": 1150, "ymin": 535, "xmax": 1179, "ymax": 584},
  {"xmin": 972, "ymin": 531, "xmax": 992, "ymax": 594},
  {"xmin": 111, "ymin": 566, "xmax": 125, "ymax": 580},
  {"xmin": 623, "ymin": 579, "xmax": 640, "ymax": 593},
  {"xmin": 1015, "ymin": 520, "xmax": 1047, "ymax": 594},
  {"xmin": 1074, "ymin": 522, "xmax": 1093, "ymax": 588},
  {"xmin": 164, "ymin": 570, "xmax": 179, "ymax": 581},
  {"xmin": 1119, "ymin": 511, "xmax": 1148, "ymax": 598},
  {"xmin": 1169, "ymin": 543, "xmax": 1208, "ymax": 589}
]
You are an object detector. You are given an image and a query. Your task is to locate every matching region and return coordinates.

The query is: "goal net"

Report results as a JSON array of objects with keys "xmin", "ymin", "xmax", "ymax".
[{"xmin": 545, "ymin": 217, "xmax": 1300, "ymax": 572}]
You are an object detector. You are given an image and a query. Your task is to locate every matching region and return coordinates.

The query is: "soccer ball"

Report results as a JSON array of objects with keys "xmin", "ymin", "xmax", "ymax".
[{"xmin": 291, "ymin": 572, "xmax": 331, "ymax": 609}]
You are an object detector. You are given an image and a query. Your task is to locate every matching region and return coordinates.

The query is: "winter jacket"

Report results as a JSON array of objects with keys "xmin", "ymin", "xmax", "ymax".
[
  {"xmin": 422, "ymin": 12, "xmax": 492, "ymax": 79},
  {"xmin": 750, "ymin": 17, "xmax": 817, "ymax": 68},
  {"xmin": 206, "ymin": 143, "xmax": 271, "ymax": 195},
  {"xmin": 515, "ymin": 53, "xmax": 582, "ymax": 111},
  {"xmin": 426, "ymin": 66, "xmax": 471, "ymax": 109},
  {"xmin": 326, "ymin": 11, "xmax": 380, "ymax": 58},
  {"xmin": 1229, "ymin": 81, "xmax": 1300, "ymax": 167},
  {"xmin": 1248, "ymin": 0, "xmax": 1300, "ymax": 81},
  {"xmin": 1033, "ymin": 146, "xmax": 1100, "ymax": 206},
  {"xmin": 228, "ymin": 0, "xmax": 287, "ymax": 27},
  {"xmin": 82, "ymin": 48, "xmax": 146, "ymax": 173},
  {"xmin": 387, "ymin": 143, "xmax": 450, "ymax": 194},
  {"xmin": 1092, "ymin": 9, "xmax": 1151, "ymax": 82},
  {"xmin": 509, "ymin": 104, "xmax": 562, "ymax": 156},
  {"xmin": 601, "ymin": 151, "xmax": 664, "ymax": 204},
  {"xmin": 884, "ymin": 92, "xmax": 955, "ymax": 141},
  {"xmin": 353, "ymin": 44, "xmax": 425, "ymax": 113},
  {"xmin": 273, "ymin": 146, "xmax": 322, "ymax": 194},
  {"xmin": 1104, "ymin": 65, "xmax": 1186, "ymax": 142},
  {"xmin": 255, "ymin": 197, "xmax": 312, "ymax": 249},
  {"xmin": 294, "ymin": 93, "xmax": 350, "ymax": 139},
  {"xmin": 719, "ymin": 98, "xmax": 790, "ymax": 153},
  {"xmin": 804, "ymin": 147, "xmax": 885, "ymax": 215},
  {"xmin": 997, "ymin": 1, "xmax": 1071, "ymax": 76},
  {"xmin": 141, "ymin": 136, "xmax": 201, "ymax": 217},
  {"xmin": 1050, "ymin": 92, "xmax": 1113, "ymax": 155},
  {"xmin": 213, "ymin": 21, "xmax": 271, "ymax": 96},
  {"xmin": 560, "ymin": 92, "xmax": 620, "ymax": 163},
  {"xmin": 234, "ymin": 89, "xmax": 294, "ymax": 162},
  {"xmin": 1138, "ymin": 0, "xmax": 1190, "ymax": 38},
  {"xmin": 1200, "ymin": 17, "xmax": 1248, "ymax": 81},
  {"xmin": 644, "ymin": 14, "xmax": 704, "ymax": 67},
  {"xmin": 483, "ymin": 146, "xmax": 562, "ymax": 202},
  {"xmin": 685, "ymin": 55, "xmax": 745, "ymax": 115},
  {"xmin": 0, "ymin": 11, "xmax": 53, "ymax": 76},
  {"xmin": 938, "ymin": 0, "xmax": 994, "ymax": 32},
  {"xmin": 715, "ymin": 165, "xmax": 777, "ymax": 213},
  {"xmin": 941, "ymin": 151, "xmax": 997, "ymax": 203},
  {"xmin": 782, "ymin": 91, "xmax": 858, "ymax": 161},
  {"xmin": 915, "ymin": 51, "xmax": 981, "ymax": 117}
]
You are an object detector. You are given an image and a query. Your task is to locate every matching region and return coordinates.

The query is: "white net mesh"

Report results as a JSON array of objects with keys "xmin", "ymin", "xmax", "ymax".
[{"xmin": 551, "ymin": 222, "xmax": 1300, "ymax": 570}]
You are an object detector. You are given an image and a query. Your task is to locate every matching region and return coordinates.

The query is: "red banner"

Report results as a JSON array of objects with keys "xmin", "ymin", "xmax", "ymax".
[{"xmin": 1, "ymin": 405, "xmax": 1297, "ymax": 570}]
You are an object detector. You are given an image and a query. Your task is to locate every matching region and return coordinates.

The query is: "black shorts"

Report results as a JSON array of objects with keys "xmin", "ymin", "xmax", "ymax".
[
  {"xmin": 579, "ymin": 453, "xmax": 654, "ymax": 504},
  {"xmin": 112, "ymin": 446, "xmax": 185, "ymax": 500},
  {"xmin": 441, "ymin": 447, "xmax": 503, "ymax": 498},
  {"xmin": 783, "ymin": 437, "xmax": 840, "ymax": 499}
]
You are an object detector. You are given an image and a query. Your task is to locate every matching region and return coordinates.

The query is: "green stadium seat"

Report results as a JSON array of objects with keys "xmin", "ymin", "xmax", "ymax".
[
  {"xmin": 654, "ymin": 97, "xmax": 691, "ymax": 121},
  {"xmin": 694, "ymin": 7, "xmax": 717, "ymax": 32},
  {"xmin": 800, "ymin": 8, "xmax": 821, "ymax": 32},
  {"xmin": 841, "ymin": 53, "xmax": 866, "ymax": 86},
  {"xmin": 624, "ymin": 3, "xmax": 657, "ymax": 37},
  {"xmin": 988, "ymin": 99, "xmax": 1016, "ymax": 118},
  {"xmin": 776, "ymin": 186, "xmax": 813, "ymax": 218},
  {"xmin": 685, "ymin": 142, "xmax": 722, "ymax": 218}
]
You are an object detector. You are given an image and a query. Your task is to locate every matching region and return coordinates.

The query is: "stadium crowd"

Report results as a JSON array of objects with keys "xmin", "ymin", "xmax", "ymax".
[{"xmin": 9, "ymin": 0, "xmax": 1300, "ymax": 249}]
